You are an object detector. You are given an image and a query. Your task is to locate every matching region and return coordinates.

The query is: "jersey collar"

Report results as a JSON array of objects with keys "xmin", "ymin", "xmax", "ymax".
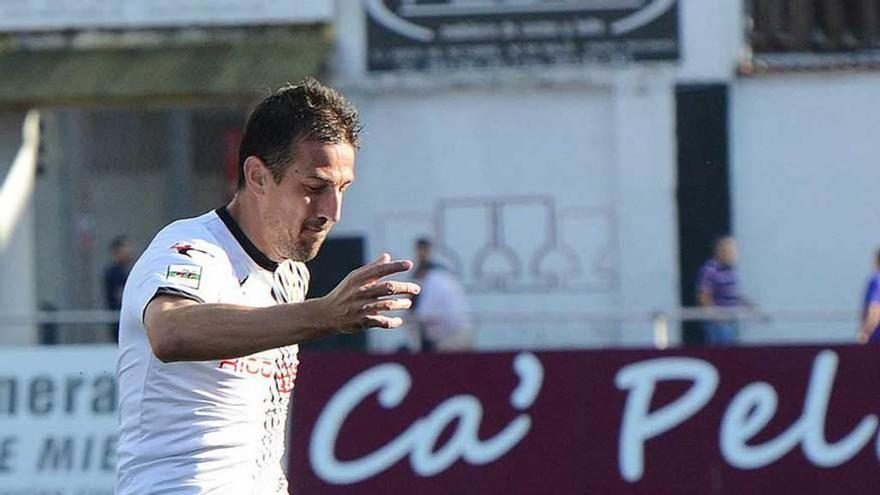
[{"xmin": 215, "ymin": 206, "xmax": 279, "ymax": 272}]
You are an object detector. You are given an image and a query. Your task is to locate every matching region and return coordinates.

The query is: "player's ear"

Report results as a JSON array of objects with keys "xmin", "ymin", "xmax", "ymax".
[{"xmin": 243, "ymin": 156, "xmax": 271, "ymax": 195}]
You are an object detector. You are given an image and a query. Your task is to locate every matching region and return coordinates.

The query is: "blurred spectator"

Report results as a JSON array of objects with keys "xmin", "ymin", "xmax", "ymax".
[
  {"xmin": 857, "ymin": 247, "xmax": 880, "ymax": 343},
  {"xmin": 103, "ymin": 235, "xmax": 134, "ymax": 341},
  {"xmin": 38, "ymin": 301, "xmax": 59, "ymax": 345},
  {"xmin": 410, "ymin": 237, "xmax": 473, "ymax": 352},
  {"xmin": 696, "ymin": 236, "xmax": 751, "ymax": 346}
]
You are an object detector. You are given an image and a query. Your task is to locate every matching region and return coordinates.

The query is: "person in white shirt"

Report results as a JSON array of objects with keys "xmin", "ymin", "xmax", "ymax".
[
  {"xmin": 115, "ymin": 78, "xmax": 421, "ymax": 494},
  {"xmin": 411, "ymin": 237, "xmax": 473, "ymax": 352}
]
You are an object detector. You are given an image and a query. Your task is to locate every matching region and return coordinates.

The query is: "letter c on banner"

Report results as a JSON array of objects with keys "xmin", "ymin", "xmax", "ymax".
[
  {"xmin": 309, "ymin": 363, "xmax": 420, "ymax": 485},
  {"xmin": 310, "ymin": 353, "xmax": 544, "ymax": 485}
]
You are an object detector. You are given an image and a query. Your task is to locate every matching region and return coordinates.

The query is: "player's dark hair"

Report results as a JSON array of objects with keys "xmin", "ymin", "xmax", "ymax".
[
  {"xmin": 416, "ymin": 237, "xmax": 432, "ymax": 249},
  {"xmin": 237, "ymin": 77, "xmax": 361, "ymax": 190}
]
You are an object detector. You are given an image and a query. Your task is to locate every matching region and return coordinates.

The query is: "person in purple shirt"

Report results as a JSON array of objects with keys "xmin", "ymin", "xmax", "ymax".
[
  {"xmin": 858, "ymin": 248, "xmax": 880, "ymax": 344},
  {"xmin": 696, "ymin": 236, "xmax": 748, "ymax": 345}
]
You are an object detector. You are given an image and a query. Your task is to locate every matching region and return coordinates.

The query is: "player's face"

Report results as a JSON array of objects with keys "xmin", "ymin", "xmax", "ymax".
[
  {"xmin": 115, "ymin": 242, "xmax": 134, "ymax": 264},
  {"xmin": 264, "ymin": 139, "xmax": 355, "ymax": 262},
  {"xmin": 717, "ymin": 238, "xmax": 738, "ymax": 266},
  {"xmin": 416, "ymin": 244, "xmax": 431, "ymax": 264}
]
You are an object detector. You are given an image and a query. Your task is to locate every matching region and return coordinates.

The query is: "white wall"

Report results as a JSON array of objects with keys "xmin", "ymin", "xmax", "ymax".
[
  {"xmin": 330, "ymin": 82, "xmax": 679, "ymax": 351},
  {"xmin": 332, "ymin": 2, "xmax": 681, "ymax": 351},
  {"xmin": 731, "ymin": 72, "xmax": 880, "ymax": 344},
  {"xmin": 677, "ymin": 0, "xmax": 744, "ymax": 83}
]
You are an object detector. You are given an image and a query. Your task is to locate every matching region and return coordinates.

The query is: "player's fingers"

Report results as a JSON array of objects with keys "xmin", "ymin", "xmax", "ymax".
[
  {"xmin": 362, "ymin": 298, "xmax": 413, "ymax": 314},
  {"xmin": 360, "ymin": 280, "xmax": 421, "ymax": 298},
  {"xmin": 359, "ymin": 258, "xmax": 414, "ymax": 282},
  {"xmin": 343, "ymin": 253, "xmax": 392, "ymax": 281},
  {"xmin": 363, "ymin": 314, "xmax": 404, "ymax": 329}
]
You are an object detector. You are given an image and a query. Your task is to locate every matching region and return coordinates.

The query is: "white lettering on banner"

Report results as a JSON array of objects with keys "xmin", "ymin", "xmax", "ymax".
[
  {"xmin": 616, "ymin": 350, "xmax": 880, "ymax": 482},
  {"xmin": 310, "ymin": 352, "xmax": 544, "ymax": 485},
  {"xmin": 615, "ymin": 357, "xmax": 719, "ymax": 482},
  {"xmin": 721, "ymin": 350, "xmax": 878, "ymax": 469}
]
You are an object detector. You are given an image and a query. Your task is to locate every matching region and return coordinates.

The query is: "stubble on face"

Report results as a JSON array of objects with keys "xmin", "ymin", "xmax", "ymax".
[
  {"xmin": 291, "ymin": 231, "xmax": 327, "ymax": 262},
  {"xmin": 262, "ymin": 140, "xmax": 354, "ymax": 263},
  {"xmin": 263, "ymin": 208, "xmax": 327, "ymax": 262}
]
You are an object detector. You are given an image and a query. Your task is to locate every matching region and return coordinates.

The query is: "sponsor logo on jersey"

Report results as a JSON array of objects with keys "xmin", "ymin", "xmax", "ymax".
[
  {"xmin": 166, "ymin": 264, "xmax": 202, "ymax": 289},
  {"xmin": 171, "ymin": 242, "xmax": 214, "ymax": 258},
  {"xmin": 218, "ymin": 355, "xmax": 300, "ymax": 393}
]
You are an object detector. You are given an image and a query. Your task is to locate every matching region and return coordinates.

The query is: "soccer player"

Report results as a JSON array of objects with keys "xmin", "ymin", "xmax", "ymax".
[
  {"xmin": 115, "ymin": 78, "xmax": 421, "ymax": 494},
  {"xmin": 858, "ymin": 247, "xmax": 880, "ymax": 344}
]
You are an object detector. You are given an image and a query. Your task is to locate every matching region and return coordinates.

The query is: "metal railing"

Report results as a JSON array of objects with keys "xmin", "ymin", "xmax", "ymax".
[
  {"xmin": 0, "ymin": 307, "xmax": 861, "ymax": 349},
  {"xmin": 470, "ymin": 307, "xmax": 858, "ymax": 350}
]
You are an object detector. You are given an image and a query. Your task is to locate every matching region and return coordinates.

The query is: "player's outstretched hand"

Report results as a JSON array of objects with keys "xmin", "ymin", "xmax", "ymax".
[{"xmin": 320, "ymin": 253, "xmax": 421, "ymax": 333}]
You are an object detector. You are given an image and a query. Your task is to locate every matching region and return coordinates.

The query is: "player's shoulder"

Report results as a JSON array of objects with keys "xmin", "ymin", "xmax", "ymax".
[
  {"xmin": 699, "ymin": 259, "xmax": 720, "ymax": 273},
  {"xmin": 146, "ymin": 211, "xmax": 231, "ymax": 265}
]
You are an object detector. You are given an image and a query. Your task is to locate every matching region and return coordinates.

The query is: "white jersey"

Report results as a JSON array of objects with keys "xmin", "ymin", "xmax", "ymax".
[{"xmin": 116, "ymin": 208, "xmax": 309, "ymax": 494}]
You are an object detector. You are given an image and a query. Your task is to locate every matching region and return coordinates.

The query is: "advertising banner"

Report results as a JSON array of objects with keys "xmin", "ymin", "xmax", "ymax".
[
  {"xmin": 290, "ymin": 345, "xmax": 880, "ymax": 494},
  {"xmin": 0, "ymin": 346, "xmax": 117, "ymax": 495},
  {"xmin": 365, "ymin": 0, "xmax": 680, "ymax": 72},
  {"xmin": 2, "ymin": 344, "xmax": 878, "ymax": 494}
]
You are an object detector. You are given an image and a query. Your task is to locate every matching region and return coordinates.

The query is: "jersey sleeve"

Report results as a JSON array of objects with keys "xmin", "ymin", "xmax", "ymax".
[
  {"xmin": 125, "ymin": 234, "xmax": 232, "ymax": 324},
  {"xmin": 695, "ymin": 263, "xmax": 715, "ymax": 295},
  {"xmin": 869, "ymin": 277, "xmax": 880, "ymax": 304}
]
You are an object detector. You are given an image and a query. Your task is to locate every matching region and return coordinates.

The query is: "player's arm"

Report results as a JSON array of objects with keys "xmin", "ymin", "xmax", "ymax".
[
  {"xmin": 697, "ymin": 289, "xmax": 713, "ymax": 307},
  {"xmin": 696, "ymin": 265, "xmax": 714, "ymax": 307},
  {"xmin": 144, "ymin": 254, "xmax": 419, "ymax": 362},
  {"xmin": 858, "ymin": 302, "xmax": 880, "ymax": 344}
]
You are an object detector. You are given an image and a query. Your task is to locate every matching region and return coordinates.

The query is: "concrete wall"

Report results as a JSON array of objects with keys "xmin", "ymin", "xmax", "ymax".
[
  {"xmin": 333, "ymin": 2, "xmax": 682, "ymax": 350},
  {"xmin": 677, "ymin": 0, "xmax": 744, "ymax": 82},
  {"xmin": 731, "ymin": 72, "xmax": 880, "ymax": 344}
]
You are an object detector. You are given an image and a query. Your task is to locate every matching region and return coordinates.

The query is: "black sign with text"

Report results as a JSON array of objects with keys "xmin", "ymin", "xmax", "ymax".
[{"xmin": 365, "ymin": 0, "xmax": 680, "ymax": 72}]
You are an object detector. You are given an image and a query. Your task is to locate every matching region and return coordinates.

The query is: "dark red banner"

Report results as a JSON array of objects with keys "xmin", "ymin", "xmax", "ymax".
[{"xmin": 289, "ymin": 346, "xmax": 880, "ymax": 494}]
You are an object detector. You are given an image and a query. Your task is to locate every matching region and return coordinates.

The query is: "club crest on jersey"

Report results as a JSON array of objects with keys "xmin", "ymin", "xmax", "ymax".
[
  {"xmin": 170, "ymin": 242, "xmax": 213, "ymax": 259},
  {"xmin": 166, "ymin": 264, "xmax": 202, "ymax": 289}
]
